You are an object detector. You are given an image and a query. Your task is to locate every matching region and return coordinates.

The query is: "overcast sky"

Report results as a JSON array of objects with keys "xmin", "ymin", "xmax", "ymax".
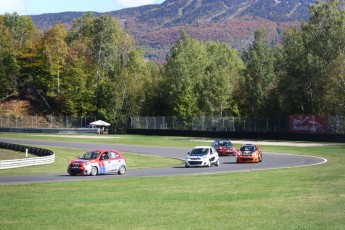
[{"xmin": 0, "ymin": 0, "xmax": 165, "ymax": 15}]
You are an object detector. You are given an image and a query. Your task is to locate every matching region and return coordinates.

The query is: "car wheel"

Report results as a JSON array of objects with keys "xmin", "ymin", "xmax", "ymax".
[
  {"xmin": 256, "ymin": 157, "xmax": 260, "ymax": 163},
  {"xmin": 215, "ymin": 159, "xmax": 220, "ymax": 166},
  {"xmin": 260, "ymin": 154, "xmax": 262, "ymax": 162},
  {"xmin": 118, "ymin": 165, "xmax": 126, "ymax": 175},
  {"xmin": 185, "ymin": 164, "xmax": 189, "ymax": 168},
  {"xmin": 90, "ymin": 166, "xmax": 98, "ymax": 176}
]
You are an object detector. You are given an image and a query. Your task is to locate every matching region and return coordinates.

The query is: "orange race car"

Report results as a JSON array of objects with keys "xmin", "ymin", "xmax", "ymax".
[{"xmin": 236, "ymin": 144, "xmax": 262, "ymax": 163}]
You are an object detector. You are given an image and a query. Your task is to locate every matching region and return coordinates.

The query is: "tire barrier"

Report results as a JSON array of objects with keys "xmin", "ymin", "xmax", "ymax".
[
  {"xmin": 0, "ymin": 142, "xmax": 55, "ymax": 169},
  {"xmin": 0, "ymin": 127, "xmax": 101, "ymax": 134}
]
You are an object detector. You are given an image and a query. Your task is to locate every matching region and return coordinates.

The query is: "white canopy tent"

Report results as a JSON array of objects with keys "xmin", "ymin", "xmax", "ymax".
[
  {"xmin": 89, "ymin": 120, "xmax": 110, "ymax": 134},
  {"xmin": 89, "ymin": 120, "xmax": 110, "ymax": 126}
]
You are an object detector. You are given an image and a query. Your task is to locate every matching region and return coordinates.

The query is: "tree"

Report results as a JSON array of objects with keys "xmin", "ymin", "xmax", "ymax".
[
  {"xmin": 281, "ymin": 0, "xmax": 345, "ymax": 114},
  {"xmin": 0, "ymin": 23, "xmax": 19, "ymax": 99},
  {"xmin": 279, "ymin": 27, "xmax": 308, "ymax": 114},
  {"xmin": 2, "ymin": 13, "xmax": 38, "ymax": 50},
  {"xmin": 67, "ymin": 13, "xmax": 149, "ymax": 129},
  {"xmin": 161, "ymin": 31, "xmax": 245, "ymax": 123},
  {"xmin": 200, "ymin": 41, "xmax": 244, "ymax": 116},
  {"xmin": 67, "ymin": 13, "xmax": 124, "ymax": 118},
  {"xmin": 139, "ymin": 62, "xmax": 164, "ymax": 116},
  {"xmin": 242, "ymin": 30, "xmax": 278, "ymax": 116},
  {"xmin": 0, "ymin": 14, "xmax": 38, "ymax": 101},
  {"xmin": 97, "ymin": 46, "xmax": 149, "ymax": 129},
  {"xmin": 162, "ymin": 32, "xmax": 207, "ymax": 120},
  {"xmin": 325, "ymin": 52, "xmax": 345, "ymax": 114},
  {"xmin": 41, "ymin": 23, "xmax": 68, "ymax": 95},
  {"xmin": 86, "ymin": 14, "xmax": 122, "ymax": 85},
  {"xmin": 58, "ymin": 40, "xmax": 95, "ymax": 115},
  {"xmin": 307, "ymin": 0, "xmax": 345, "ymax": 114}
]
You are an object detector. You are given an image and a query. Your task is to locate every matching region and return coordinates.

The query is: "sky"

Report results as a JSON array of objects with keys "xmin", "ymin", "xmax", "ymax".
[{"xmin": 0, "ymin": 0, "xmax": 165, "ymax": 15}]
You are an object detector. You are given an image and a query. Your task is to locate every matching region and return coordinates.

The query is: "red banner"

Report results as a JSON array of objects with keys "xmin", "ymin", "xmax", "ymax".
[{"xmin": 289, "ymin": 115, "xmax": 328, "ymax": 133}]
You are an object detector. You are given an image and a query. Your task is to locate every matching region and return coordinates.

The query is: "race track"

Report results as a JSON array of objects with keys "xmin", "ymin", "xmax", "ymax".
[{"xmin": 0, "ymin": 138, "xmax": 327, "ymax": 185}]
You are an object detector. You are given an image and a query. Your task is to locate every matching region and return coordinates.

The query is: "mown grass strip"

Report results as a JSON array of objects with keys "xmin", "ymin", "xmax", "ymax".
[
  {"xmin": 0, "ymin": 152, "xmax": 344, "ymax": 229},
  {"xmin": 0, "ymin": 133, "xmax": 344, "ymax": 229}
]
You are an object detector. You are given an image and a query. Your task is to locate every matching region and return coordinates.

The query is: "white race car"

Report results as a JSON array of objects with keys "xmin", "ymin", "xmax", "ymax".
[{"xmin": 185, "ymin": 146, "xmax": 220, "ymax": 167}]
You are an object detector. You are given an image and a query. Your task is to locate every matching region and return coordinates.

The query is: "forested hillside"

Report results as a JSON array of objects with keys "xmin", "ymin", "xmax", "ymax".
[
  {"xmin": 0, "ymin": 0, "xmax": 344, "ymax": 130},
  {"xmin": 30, "ymin": 0, "xmax": 314, "ymax": 61}
]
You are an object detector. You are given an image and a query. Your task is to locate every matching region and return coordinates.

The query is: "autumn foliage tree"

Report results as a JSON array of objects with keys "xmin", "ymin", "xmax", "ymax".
[
  {"xmin": 1, "ymin": 0, "xmax": 345, "ymax": 130},
  {"xmin": 161, "ymin": 32, "xmax": 244, "ymax": 124},
  {"xmin": 280, "ymin": 0, "xmax": 345, "ymax": 114}
]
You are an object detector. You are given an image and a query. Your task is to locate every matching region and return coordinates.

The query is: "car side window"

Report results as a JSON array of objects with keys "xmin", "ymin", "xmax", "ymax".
[
  {"xmin": 109, "ymin": 152, "xmax": 115, "ymax": 159},
  {"xmin": 109, "ymin": 152, "xmax": 120, "ymax": 159},
  {"xmin": 101, "ymin": 152, "xmax": 109, "ymax": 160}
]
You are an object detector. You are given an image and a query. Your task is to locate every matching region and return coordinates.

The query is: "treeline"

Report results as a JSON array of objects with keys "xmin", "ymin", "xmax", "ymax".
[{"xmin": 0, "ymin": 0, "xmax": 344, "ymax": 129}]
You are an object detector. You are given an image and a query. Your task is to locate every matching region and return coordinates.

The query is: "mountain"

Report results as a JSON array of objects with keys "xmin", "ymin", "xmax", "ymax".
[
  {"xmin": 30, "ymin": 0, "xmax": 316, "ymax": 62},
  {"xmin": 111, "ymin": 0, "xmax": 313, "ymax": 25}
]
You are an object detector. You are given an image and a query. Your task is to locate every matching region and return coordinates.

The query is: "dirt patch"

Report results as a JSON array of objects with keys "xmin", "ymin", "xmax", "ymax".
[{"xmin": 0, "ymin": 99, "xmax": 32, "ymax": 116}]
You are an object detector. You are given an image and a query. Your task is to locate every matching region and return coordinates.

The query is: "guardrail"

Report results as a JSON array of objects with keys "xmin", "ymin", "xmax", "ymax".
[{"xmin": 0, "ymin": 142, "xmax": 55, "ymax": 169}]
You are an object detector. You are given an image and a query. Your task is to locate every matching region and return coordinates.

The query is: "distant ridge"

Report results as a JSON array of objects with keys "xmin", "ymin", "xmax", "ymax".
[{"xmin": 30, "ymin": 0, "xmax": 315, "ymax": 61}]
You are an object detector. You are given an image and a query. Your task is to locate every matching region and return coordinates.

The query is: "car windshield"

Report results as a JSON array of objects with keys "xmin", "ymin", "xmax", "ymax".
[
  {"xmin": 79, "ymin": 151, "xmax": 100, "ymax": 160},
  {"xmin": 219, "ymin": 141, "xmax": 232, "ymax": 146},
  {"xmin": 190, "ymin": 148, "xmax": 209, "ymax": 155},
  {"xmin": 240, "ymin": 146, "xmax": 255, "ymax": 152}
]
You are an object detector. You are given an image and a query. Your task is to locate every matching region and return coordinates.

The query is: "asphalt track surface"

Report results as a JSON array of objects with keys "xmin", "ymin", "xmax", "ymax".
[{"xmin": 0, "ymin": 138, "xmax": 327, "ymax": 185}]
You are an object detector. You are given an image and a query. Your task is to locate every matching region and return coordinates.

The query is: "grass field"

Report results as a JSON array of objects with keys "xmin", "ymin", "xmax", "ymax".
[
  {"xmin": 0, "ymin": 148, "xmax": 36, "ymax": 160},
  {"xmin": 0, "ymin": 133, "xmax": 344, "ymax": 229}
]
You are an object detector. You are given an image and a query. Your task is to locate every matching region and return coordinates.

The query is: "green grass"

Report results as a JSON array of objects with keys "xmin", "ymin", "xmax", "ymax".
[
  {"xmin": 0, "ymin": 133, "xmax": 344, "ymax": 229},
  {"xmin": 0, "ymin": 146, "xmax": 182, "ymax": 176},
  {"xmin": 0, "ymin": 148, "xmax": 35, "ymax": 160},
  {"xmin": 0, "ymin": 132, "xmax": 208, "ymax": 147}
]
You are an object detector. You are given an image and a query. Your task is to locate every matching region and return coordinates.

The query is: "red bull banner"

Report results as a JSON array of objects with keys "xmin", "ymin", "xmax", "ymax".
[{"xmin": 289, "ymin": 115, "xmax": 328, "ymax": 133}]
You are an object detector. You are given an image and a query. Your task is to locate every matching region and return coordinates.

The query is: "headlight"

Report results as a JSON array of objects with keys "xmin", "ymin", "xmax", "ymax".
[{"xmin": 253, "ymin": 152, "xmax": 257, "ymax": 156}]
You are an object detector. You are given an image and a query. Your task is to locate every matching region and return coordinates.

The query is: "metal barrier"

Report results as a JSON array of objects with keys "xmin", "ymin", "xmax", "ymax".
[
  {"xmin": 0, "ymin": 142, "xmax": 55, "ymax": 169},
  {"xmin": 130, "ymin": 115, "xmax": 345, "ymax": 134},
  {"xmin": 0, "ymin": 115, "xmax": 97, "ymax": 129},
  {"xmin": 0, "ymin": 155, "xmax": 55, "ymax": 169}
]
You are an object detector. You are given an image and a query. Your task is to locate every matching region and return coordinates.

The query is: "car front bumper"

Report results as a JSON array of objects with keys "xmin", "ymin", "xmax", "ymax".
[
  {"xmin": 67, "ymin": 165, "xmax": 92, "ymax": 175},
  {"xmin": 185, "ymin": 160, "xmax": 209, "ymax": 167},
  {"xmin": 219, "ymin": 150, "xmax": 236, "ymax": 156},
  {"xmin": 236, "ymin": 155, "xmax": 259, "ymax": 163}
]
